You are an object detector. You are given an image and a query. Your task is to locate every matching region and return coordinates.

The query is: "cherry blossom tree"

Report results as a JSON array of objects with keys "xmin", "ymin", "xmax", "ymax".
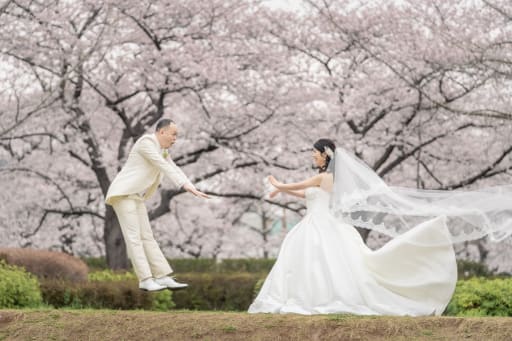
[
  {"xmin": 0, "ymin": 0, "xmax": 310, "ymax": 267},
  {"xmin": 2, "ymin": 0, "xmax": 512, "ymax": 272}
]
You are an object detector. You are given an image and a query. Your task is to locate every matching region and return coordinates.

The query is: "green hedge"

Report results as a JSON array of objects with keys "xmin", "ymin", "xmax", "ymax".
[
  {"xmin": 445, "ymin": 277, "xmax": 512, "ymax": 316},
  {"xmin": 82, "ymin": 257, "xmax": 276, "ymax": 273},
  {"xmin": 87, "ymin": 269, "xmax": 174, "ymax": 311},
  {"xmin": 88, "ymin": 269, "xmax": 137, "ymax": 282},
  {"xmin": 216, "ymin": 259, "xmax": 275, "ymax": 273},
  {"xmin": 171, "ymin": 272, "xmax": 261, "ymax": 311},
  {"xmin": 0, "ymin": 261, "xmax": 43, "ymax": 308},
  {"xmin": 83, "ymin": 256, "xmax": 109, "ymax": 271},
  {"xmin": 87, "ymin": 269, "xmax": 259, "ymax": 311},
  {"xmin": 80, "ymin": 258, "xmax": 512, "ymax": 315},
  {"xmin": 5, "ymin": 260, "xmax": 511, "ymax": 316},
  {"xmin": 41, "ymin": 279, "xmax": 174, "ymax": 311},
  {"xmin": 83, "ymin": 257, "xmax": 508, "ymax": 278},
  {"xmin": 172, "ymin": 259, "xmax": 218, "ymax": 272},
  {"xmin": 457, "ymin": 259, "xmax": 494, "ymax": 279}
]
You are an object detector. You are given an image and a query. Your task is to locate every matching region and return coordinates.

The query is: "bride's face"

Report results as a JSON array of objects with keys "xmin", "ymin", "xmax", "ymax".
[{"xmin": 313, "ymin": 148, "xmax": 326, "ymax": 168}]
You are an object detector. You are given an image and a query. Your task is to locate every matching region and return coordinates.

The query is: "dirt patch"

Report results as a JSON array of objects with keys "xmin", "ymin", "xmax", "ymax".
[
  {"xmin": 0, "ymin": 309, "xmax": 511, "ymax": 341},
  {"xmin": 0, "ymin": 311, "xmax": 23, "ymax": 326}
]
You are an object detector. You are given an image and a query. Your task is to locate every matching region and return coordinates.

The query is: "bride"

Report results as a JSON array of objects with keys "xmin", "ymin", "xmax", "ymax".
[{"xmin": 249, "ymin": 138, "xmax": 480, "ymax": 316}]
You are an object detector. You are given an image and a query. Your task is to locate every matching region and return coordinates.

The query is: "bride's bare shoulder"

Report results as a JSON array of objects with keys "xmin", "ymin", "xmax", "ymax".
[{"xmin": 319, "ymin": 173, "xmax": 334, "ymax": 191}]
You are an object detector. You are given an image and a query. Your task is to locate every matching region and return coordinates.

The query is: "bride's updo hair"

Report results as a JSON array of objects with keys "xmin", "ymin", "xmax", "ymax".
[{"xmin": 313, "ymin": 138, "xmax": 336, "ymax": 173}]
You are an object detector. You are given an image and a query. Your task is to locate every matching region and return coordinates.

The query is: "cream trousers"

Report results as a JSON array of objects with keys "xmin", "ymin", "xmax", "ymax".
[{"xmin": 112, "ymin": 194, "xmax": 172, "ymax": 281}]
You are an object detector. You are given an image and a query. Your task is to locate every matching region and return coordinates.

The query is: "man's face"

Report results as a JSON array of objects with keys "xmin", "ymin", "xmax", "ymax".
[{"xmin": 158, "ymin": 123, "xmax": 178, "ymax": 148}]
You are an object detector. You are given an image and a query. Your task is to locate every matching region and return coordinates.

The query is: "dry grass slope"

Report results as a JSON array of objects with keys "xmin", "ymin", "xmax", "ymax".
[{"xmin": 1, "ymin": 309, "xmax": 512, "ymax": 340}]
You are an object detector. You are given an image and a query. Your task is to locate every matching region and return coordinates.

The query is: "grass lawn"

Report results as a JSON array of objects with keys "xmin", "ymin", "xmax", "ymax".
[{"xmin": 1, "ymin": 309, "xmax": 511, "ymax": 340}]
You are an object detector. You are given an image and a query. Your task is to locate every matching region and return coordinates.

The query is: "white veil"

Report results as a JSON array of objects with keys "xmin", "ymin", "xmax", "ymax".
[{"xmin": 329, "ymin": 148, "xmax": 512, "ymax": 246}]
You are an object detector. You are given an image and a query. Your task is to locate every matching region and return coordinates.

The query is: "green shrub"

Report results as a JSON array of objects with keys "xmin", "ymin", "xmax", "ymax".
[
  {"xmin": 88, "ymin": 270, "xmax": 137, "ymax": 282},
  {"xmin": 457, "ymin": 259, "xmax": 493, "ymax": 279},
  {"xmin": 172, "ymin": 272, "xmax": 262, "ymax": 311},
  {"xmin": 170, "ymin": 259, "xmax": 218, "ymax": 273},
  {"xmin": 445, "ymin": 277, "xmax": 512, "ymax": 316},
  {"xmin": 151, "ymin": 290, "xmax": 174, "ymax": 311},
  {"xmin": 41, "ymin": 279, "xmax": 174, "ymax": 310},
  {"xmin": 170, "ymin": 258, "xmax": 275, "ymax": 273},
  {"xmin": 253, "ymin": 277, "xmax": 266, "ymax": 300},
  {"xmin": 82, "ymin": 256, "xmax": 108, "ymax": 271},
  {"xmin": 86, "ymin": 269, "xmax": 173, "ymax": 311},
  {"xmin": 0, "ymin": 261, "xmax": 42, "ymax": 308},
  {"xmin": 219, "ymin": 259, "xmax": 275, "ymax": 273},
  {"xmin": 82, "ymin": 257, "xmax": 509, "ymax": 278},
  {"xmin": 81, "ymin": 257, "xmax": 277, "ymax": 274}
]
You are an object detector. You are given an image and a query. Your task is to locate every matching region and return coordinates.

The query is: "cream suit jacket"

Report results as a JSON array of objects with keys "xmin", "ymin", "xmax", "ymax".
[{"xmin": 105, "ymin": 134, "xmax": 192, "ymax": 205}]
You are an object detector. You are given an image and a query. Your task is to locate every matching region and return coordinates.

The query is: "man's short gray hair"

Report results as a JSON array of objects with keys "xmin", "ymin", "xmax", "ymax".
[{"xmin": 155, "ymin": 118, "xmax": 175, "ymax": 132}]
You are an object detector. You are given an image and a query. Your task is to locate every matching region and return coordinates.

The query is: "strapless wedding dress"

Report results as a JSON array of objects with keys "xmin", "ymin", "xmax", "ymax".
[{"xmin": 248, "ymin": 187, "xmax": 457, "ymax": 316}]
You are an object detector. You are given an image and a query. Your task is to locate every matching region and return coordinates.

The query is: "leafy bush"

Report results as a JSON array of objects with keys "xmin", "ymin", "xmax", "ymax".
[
  {"xmin": 87, "ymin": 270, "xmax": 265, "ymax": 311},
  {"xmin": 253, "ymin": 277, "xmax": 266, "ymax": 300},
  {"xmin": 218, "ymin": 259, "xmax": 275, "ymax": 273},
  {"xmin": 88, "ymin": 270, "xmax": 137, "ymax": 282},
  {"xmin": 41, "ymin": 279, "xmax": 174, "ymax": 311},
  {"xmin": 86, "ymin": 269, "xmax": 175, "ymax": 311},
  {"xmin": 82, "ymin": 256, "xmax": 109, "ymax": 271},
  {"xmin": 445, "ymin": 277, "xmax": 512, "ymax": 316},
  {"xmin": 167, "ymin": 258, "xmax": 275, "ymax": 273},
  {"xmin": 172, "ymin": 273, "xmax": 262, "ymax": 311},
  {"xmin": 83, "ymin": 257, "xmax": 510, "ymax": 278},
  {"xmin": 457, "ymin": 259, "xmax": 494, "ymax": 279},
  {"xmin": 81, "ymin": 257, "xmax": 277, "ymax": 273},
  {"xmin": 0, "ymin": 261, "xmax": 42, "ymax": 308},
  {"xmin": 170, "ymin": 259, "xmax": 218, "ymax": 273},
  {"xmin": 42, "ymin": 280, "xmax": 150, "ymax": 309},
  {"xmin": 151, "ymin": 290, "xmax": 174, "ymax": 311},
  {"xmin": 0, "ymin": 248, "xmax": 88, "ymax": 282}
]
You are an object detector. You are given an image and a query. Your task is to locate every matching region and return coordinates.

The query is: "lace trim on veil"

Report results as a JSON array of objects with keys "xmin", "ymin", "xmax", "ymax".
[{"xmin": 329, "ymin": 148, "xmax": 512, "ymax": 246}]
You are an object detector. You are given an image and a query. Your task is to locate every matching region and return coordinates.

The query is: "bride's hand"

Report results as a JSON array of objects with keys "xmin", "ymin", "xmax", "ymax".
[
  {"xmin": 268, "ymin": 175, "xmax": 283, "ymax": 189},
  {"xmin": 269, "ymin": 189, "xmax": 280, "ymax": 199}
]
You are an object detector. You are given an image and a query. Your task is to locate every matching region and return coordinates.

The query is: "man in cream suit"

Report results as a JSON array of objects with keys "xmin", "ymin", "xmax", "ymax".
[{"xmin": 106, "ymin": 118, "xmax": 209, "ymax": 291}]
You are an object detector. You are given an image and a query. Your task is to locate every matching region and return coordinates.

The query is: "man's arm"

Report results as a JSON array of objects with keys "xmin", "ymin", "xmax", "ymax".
[
  {"xmin": 138, "ymin": 139, "xmax": 210, "ymax": 199},
  {"xmin": 138, "ymin": 138, "xmax": 191, "ymax": 188}
]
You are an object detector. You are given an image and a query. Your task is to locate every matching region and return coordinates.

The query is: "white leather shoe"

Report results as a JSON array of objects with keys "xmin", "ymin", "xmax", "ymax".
[
  {"xmin": 139, "ymin": 278, "xmax": 167, "ymax": 292},
  {"xmin": 155, "ymin": 276, "xmax": 188, "ymax": 290}
]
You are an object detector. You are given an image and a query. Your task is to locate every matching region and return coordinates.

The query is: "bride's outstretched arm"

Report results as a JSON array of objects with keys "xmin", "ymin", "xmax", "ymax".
[
  {"xmin": 270, "ymin": 189, "xmax": 305, "ymax": 199},
  {"xmin": 268, "ymin": 174, "xmax": 323, "ymax": 191}
]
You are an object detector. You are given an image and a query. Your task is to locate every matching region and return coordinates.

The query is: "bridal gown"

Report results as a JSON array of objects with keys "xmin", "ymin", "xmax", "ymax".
[{"xmin": 248, "ymin": 187, "xmax": 457, "ymax": 316}]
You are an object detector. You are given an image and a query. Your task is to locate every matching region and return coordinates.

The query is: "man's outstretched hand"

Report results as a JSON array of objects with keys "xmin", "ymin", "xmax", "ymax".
[{"xmin": 183, "ymin": 183, "xmax": 211, "ymax": 199}]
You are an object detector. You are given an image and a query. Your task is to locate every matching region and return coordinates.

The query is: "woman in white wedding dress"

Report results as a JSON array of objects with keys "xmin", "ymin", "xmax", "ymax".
[{"xmin": 248, "ymin": 139, "xmax": 458, "ymax": 316}]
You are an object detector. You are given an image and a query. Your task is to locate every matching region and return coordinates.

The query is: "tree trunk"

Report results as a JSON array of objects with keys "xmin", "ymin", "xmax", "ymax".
[{"xmin": 104, "ymin": 205, "xmax": 129, "ymax": 269}]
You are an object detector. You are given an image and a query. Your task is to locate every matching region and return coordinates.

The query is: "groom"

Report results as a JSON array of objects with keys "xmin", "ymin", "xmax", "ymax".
[{"xmin": 105, "ymin": 118, "xmax": 209, "ymax": 291}]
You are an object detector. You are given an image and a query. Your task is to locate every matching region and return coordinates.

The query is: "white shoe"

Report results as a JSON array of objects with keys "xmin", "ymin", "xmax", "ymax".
[
  {"xmin": 155, "ymin": 276, "xmax": 188, "ymax": 290},
  {"xmin": 139, "ymin": 278, "xmax": 167, "ymax": 292}
]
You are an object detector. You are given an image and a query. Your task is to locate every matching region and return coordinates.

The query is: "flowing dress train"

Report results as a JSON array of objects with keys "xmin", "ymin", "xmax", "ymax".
[{"xmin": 248, "ymin": 187, "xmax": 457, "ymax": 316}]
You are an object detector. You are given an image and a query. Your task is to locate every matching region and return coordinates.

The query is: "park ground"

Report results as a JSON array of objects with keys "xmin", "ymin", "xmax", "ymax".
[{"xmin": 1, "ymin": 309, "xmax": 511, "ymax": 340}]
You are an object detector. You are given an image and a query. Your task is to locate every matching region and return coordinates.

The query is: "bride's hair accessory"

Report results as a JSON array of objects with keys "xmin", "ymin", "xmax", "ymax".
[{"xmin": 324, "ymin": 147, "xmax": 334, "ymax": 159}]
